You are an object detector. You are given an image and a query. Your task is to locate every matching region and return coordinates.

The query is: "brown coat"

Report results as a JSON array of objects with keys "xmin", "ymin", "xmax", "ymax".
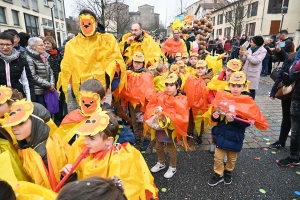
[{"xmin": 240, "ymin": 46, "xmax": 267, "ymax": 90}]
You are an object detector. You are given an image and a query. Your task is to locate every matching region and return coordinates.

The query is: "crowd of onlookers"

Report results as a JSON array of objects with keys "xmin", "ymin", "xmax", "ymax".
[{"xmin": 0, "ymin": 29, "xmax": 75, "ymax": 125}]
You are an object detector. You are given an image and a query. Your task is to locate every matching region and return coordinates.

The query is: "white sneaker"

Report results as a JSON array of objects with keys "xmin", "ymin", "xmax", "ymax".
[
  {"xmin": 163, "ymin": 166, "xmax": 177, "ymax": 178},
  {"xmin": 288, "ymin": 130, "xmax": 291, "ymax": 137},
  {"xmin": 150, "ymin": 162, "xmax": 166, "ymax": 173},
  {"xmin": 224, "ymin": 154, "xmax": 227, "ymax": 163}
]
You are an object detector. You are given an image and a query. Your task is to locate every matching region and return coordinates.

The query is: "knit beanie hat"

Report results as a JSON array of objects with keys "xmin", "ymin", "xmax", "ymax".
[{"xmin": 251, "ymin": 36, "xmax": 264, "ymax": 46}]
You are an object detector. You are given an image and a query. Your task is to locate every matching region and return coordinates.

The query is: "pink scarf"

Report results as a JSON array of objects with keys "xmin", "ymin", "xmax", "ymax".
[{"xmin": 40, "ymin": 54, "xmax": 46, "ymax": 64}]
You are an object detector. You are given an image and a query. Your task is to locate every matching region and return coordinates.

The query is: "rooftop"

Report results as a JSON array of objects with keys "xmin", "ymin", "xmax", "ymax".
[{"xmin": 138, "ymin": 4, "xmax": 154, "ymax": 8}]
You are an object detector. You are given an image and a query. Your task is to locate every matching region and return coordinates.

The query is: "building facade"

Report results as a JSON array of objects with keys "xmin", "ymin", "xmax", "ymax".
[
  {"xmin": 185, "ymin": 0, "xmax": 227, "ymax": 18},
  {"xmin": 0, "ymin": 0, "xmax": 67, "ymax": 47},
  {"xmin": 129, "ymin": 4, "xmax": 160, "ymax": 31},
  {"xmin": 105, "ymin": 2, "xmax": 129, "ymax": 36},
  {"xmin": 211, "ymin": 0, "xmax": 300, "ymax": 45}
]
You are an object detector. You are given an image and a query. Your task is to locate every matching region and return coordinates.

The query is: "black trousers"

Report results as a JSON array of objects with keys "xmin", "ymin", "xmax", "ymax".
[
  {"xmin": 290, "ymin": 99, "xmax": 300, "ymax": 160},
  {"xmin": 278, "ymin": 99, "xmax": 291, "ymax": 145},
  {"xmin": 249, "ymin": 89, "xmax": 256, "ymax": 100}
]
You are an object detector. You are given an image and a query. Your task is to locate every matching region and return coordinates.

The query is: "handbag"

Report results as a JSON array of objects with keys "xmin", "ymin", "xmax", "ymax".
[
  {"xmin": 270, "ymin": 62, "xmax": 281, "ymax": 82},
  {"xmin": 44, "ymin": 90, "xmax": 59, "ymax": 114},
  {"xmin": 145, "ymin": 115, "xmax": 164, "ymax": 131},
  {"xmin": 275, "ymin": 81, "xmax": 295, "ymax": 100}
]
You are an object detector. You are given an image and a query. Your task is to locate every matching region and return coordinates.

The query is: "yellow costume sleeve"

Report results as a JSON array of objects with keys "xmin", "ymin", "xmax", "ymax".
[
  {"xmin": 0, "ymin": 139, "xmax": 28, "ymax": 181},
  {"xmin": 205, "ymin": 53, "xmax": 225, "ymax": 75},
  {"xmin": 8, "ymin": 181, "xmax": 57, "ymax": 200}
]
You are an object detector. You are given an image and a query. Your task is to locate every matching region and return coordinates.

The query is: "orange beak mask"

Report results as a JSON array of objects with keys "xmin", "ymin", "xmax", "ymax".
[
  {"xmin": 79, "ymin": 91, "xmax": 101, "ymax": 116},
  {"xmin": 79, "ymin": 14, "xmax": 97, "ymax": 37}
]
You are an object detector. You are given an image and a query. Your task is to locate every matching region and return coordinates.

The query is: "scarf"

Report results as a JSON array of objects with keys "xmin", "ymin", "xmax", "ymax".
[
  {"xmin": 40, "ymin": 54, "xmax": 46, "ymax": 64},
  {"xmin": 0, "ymin": 48, "xmax": 20, "ymax": 63},
  {"xmin": 47, "ymin": 49, "xmax": 58, "ymax": 58},
  {"xmin": 251, "ymin": 46, "xmax": 260, "ymax": 53}
]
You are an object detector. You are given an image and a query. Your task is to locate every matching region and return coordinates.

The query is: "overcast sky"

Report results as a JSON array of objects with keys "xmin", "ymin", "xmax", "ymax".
[{"xmin": 64, "ymin": 0, "xmax": 199, "ymax": 26}]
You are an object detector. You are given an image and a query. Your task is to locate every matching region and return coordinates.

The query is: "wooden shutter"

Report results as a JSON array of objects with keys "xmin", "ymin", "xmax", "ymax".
[{"xmin": 269, "ymin": 20, "xmax": 281, "ymax": 34}]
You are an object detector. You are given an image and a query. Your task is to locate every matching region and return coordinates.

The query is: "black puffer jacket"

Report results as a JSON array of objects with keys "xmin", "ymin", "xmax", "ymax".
[
  {"xmin": 0, "ymin": 49, "xmax": 36, "ymax": 101},
  {"xmin": 47, "ymin": 48, "xmax": 62, "ymax": 85},
  {"xmin": 26, "ymin": 47, "xmax": 55, "ymax": 95}
]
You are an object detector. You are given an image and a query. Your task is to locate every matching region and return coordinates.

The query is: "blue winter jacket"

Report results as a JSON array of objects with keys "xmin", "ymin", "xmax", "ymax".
[{"xmin": 212, "ymin": 116, "xmax": 250, "ymax": 152}]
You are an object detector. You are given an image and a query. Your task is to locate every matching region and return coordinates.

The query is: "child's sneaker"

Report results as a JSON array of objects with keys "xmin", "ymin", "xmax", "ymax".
[
  {"xmin": 269, "ymin": 141, "xmax": 285, "ymax": 149},
  {"xmin": 150, "ymin": 162, "xmax": 166, "ymax": 173},
  {"xmin": 277, "ymin": 157, "xmax": 300, "ymax": 167},
  {"xmin": 224, "ymin": 170, "xmax": 232, "ymax": 185},
  {"xmin": 208, "ymin": 173, "xmax": 224, "ymax": 186},
  {"xmin": 163, "ymin": 166, "xmax": 177, "ymax": 178}
]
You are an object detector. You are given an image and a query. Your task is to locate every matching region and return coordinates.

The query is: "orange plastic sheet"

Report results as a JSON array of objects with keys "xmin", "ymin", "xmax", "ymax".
[
  {"xmin": 162, "ymin": 39, "xmax": 187, "ymax": 58},
  {"xmin": 144, "ymin": 91, "xmax": 189, "ymax": 149},
  {"xmin": 69, "ymin": 138, "xmax": 158, "ymax": 200},
  {"xmin": 119, "ymin": 71, "xmax": 155, "ymax": 109},
  {"xmin": 203, "ymin": 90, "xmax": 269, "ymax": 130}
]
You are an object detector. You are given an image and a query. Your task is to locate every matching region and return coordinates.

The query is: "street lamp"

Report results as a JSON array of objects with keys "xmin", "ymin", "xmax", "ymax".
[
  {"xmin": 48, "ymin": 0, "xmax": 56, "ymax": 41},
  {"xmin": 280, "ymin": 6, "xmax": 288, "ymax": 31}
]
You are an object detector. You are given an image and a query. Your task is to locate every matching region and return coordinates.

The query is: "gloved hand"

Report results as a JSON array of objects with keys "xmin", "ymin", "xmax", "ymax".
[{"xmin": 282, "ymin": 74, "xmax": 294, "ymax": 86}]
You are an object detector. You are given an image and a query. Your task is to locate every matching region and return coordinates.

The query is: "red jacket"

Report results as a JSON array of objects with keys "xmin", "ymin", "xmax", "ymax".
[{"xmin": 224, "ymin": 40, "xmax": 232, "ymax": 52}]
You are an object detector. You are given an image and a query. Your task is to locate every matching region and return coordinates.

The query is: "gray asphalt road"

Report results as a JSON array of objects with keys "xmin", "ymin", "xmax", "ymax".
[{"xmin": 144, "ymin": 148, "xmax": 300, "ymax": 200}]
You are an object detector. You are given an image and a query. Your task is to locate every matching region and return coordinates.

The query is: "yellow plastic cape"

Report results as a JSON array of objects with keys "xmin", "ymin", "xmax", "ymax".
[
  {"xmin": 207, "ymin": 75, "xmax": 251, "ymax": 92},
  {"xmin": 8, "ymin": 181, "xmax": 57, "ymax": 200},
  {"xmin": 153, "ymin": 75, "xmax": 166, "ymax": 92},
  {"xmin": 18, "ymin": 134, "xmax": 69, "ymax": 190},
  {"xmin": 69, "ymin": 138, "xmax": 158, "ymax": 200},
  {"xmin": 119, "ymin": 32, "xmax": 164, "ymax": 67},
  {"xmin": 0, "ymin": 139, "xmax": 28, "ymax": 181},
  {"xmin": 205, "ymin": 53, "xmax": 226, "ymax": 75},
  {"xmin": 57, "ymin": 32, "xmax": 127, "ymax": 103}
]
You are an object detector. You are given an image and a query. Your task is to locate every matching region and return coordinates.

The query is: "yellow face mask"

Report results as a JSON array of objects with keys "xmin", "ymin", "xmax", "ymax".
[
  {"xmin": 0, "ymin": 85, "xmax": 12, "ymax": 104},
  {"xmin": 2, "ymin": 99, "xmax": 34, "ymax": 127},
  {"xmin": 79, "ymin": 14, "xmax": 97, "ymax": 37},
  {"xmin": 79, "ymin": 91, "xmax": 101, "ymax": 116},
  {"xmin": 76, "ymin": 111, "xmax": 110, "ymax": 136}
]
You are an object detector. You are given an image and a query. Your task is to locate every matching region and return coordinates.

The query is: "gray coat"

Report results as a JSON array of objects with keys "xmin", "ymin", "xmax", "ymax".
[
  {"xmin": 240, "ymin": 46, "xmax": 267, "ymax": 90},
  {"xmin": 26, "ymin": 47, "xmax": 55, "ymax": 95}
]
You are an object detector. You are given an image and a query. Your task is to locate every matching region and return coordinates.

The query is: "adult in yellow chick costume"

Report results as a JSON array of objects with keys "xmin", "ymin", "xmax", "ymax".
[
  {"xmin": 119, "ymin": 22, "xmax": 165, "ymax": 67},
  {"xmin": 64, "ymin": 110, "xmax": 158, "ymax": 200},
  {"xmin": 57, "ymin": 9, "xmax": 127, "ymax": 103}
]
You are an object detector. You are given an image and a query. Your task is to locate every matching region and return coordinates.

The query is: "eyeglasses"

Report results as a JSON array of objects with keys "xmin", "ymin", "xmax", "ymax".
[{"xmin": 0, "ymin": 44, "xmax": 13, "ymax": 47}]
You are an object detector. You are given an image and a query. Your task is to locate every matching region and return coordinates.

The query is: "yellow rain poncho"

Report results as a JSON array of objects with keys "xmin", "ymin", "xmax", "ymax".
[
  {"xmin": 57, "ymin": 32, "xmax": 127, "ymax": 103},
  {"xmin": 119, "ymin": 32, "xmax": 164, "ymax": 67},
  {"xmin": 68, "ymin": 138, "xmax": 158, "ymax": 200}
]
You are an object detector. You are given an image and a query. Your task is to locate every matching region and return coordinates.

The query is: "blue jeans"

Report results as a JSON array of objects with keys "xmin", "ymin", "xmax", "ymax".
[
  {"xmin": 290, "ymin": 99, "xmax": 300, "ymax": 160},
  {"xmin": 261, "ymin": 58, "xmax": 269, "ymax": 75},
  {"xmin": 36, "ymin": 95, "xmax": 46, "ymax": 107}
]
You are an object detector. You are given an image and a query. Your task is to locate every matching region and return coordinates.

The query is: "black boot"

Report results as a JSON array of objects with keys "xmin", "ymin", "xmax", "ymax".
[
  {"xmin": 196, "ymin": 134, "xmax": 202, "ymax": 145},
  {"xmin": 187, "ymin": 132, "xmax": 193, "ymax": 140}
]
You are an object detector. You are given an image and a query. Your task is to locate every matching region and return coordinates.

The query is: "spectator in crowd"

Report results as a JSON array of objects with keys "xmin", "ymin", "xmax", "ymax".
[
  {"xmin": 0, "ymin": 32, "xmax": 35, "ymax": 101},
  {"xmin": 269, "ymin": 52, "xmax": 296, "ymax": 150},
  {"xmin": 231, "ymin": 36, "xmax": 240, "ymax": 59},
  {"xmin": 261, "ymin": 39, "xmax": 272, "ymax": 77},
  {"xmin": 270, "ymin": 30, "xmax": 294, "ymax": 62},
  {"xmin": 19, "ymin": 32, "xmax": 30, "ymax": 48},
  {"xmin": 268, "ymin": 35, "xmax": 276, "ymax": 74},
  {"xmin": 60, "ymin": 33, "xmax": 75, "ymax": 58},
  {"xmin": 207, "ymin": 37, "xmax": 216, "ymax": 55},
  {"xmin": 3, "ymin": 29, "xmax": 26, "ymax": 57},
  {"xmin": 224, "ymin": 36, "xmax": 232, "ymax": 53},
  {"xmin": 215, "ymin": 41, "xmax": 225, "ymax": 54},
  {"xmin": 277, "ymin": 50, "xmax": 300, "ymax": 166},
  {"xmin": 240, "ymin": 34, "xmax": 247, "ymax": 46},
  {"xmin": 26, "ymin": 37, "xmax": 55, "ymax": 106},
  {"xmin": 240, "ymin": 35, "xmax": 267, "ymax": 99},
  {"xmin": 43, "ymin": 36, "xmax": 67, "ymax": 125}
]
